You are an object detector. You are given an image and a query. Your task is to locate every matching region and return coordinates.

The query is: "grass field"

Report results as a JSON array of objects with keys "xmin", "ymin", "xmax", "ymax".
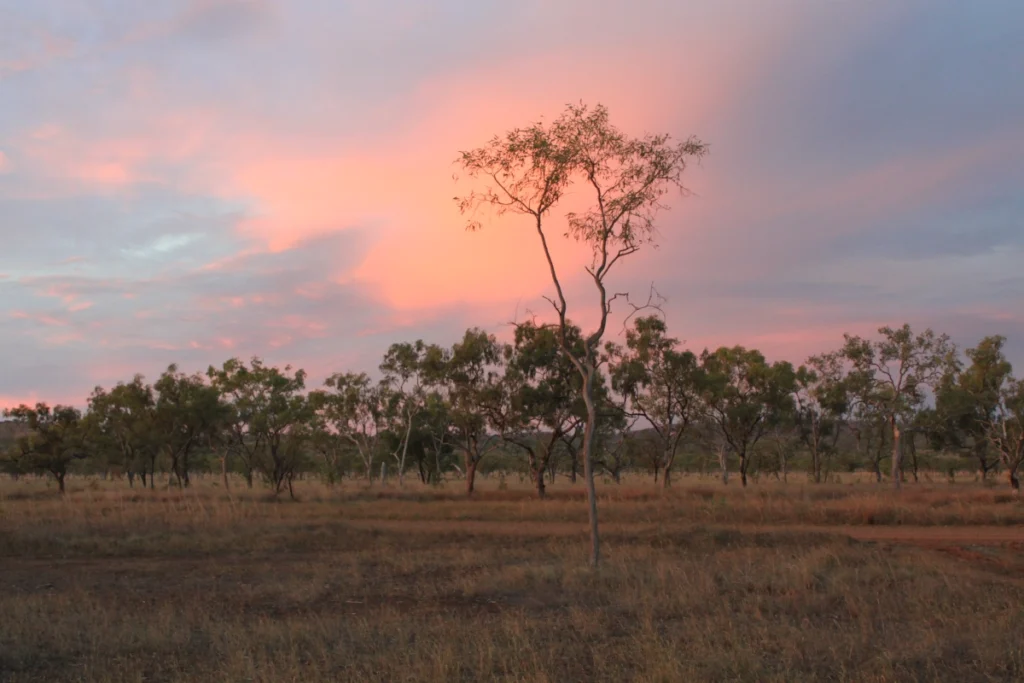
[{"xmin": 2, "ymin": 475, "xmax": 1023, "ymax": 682}]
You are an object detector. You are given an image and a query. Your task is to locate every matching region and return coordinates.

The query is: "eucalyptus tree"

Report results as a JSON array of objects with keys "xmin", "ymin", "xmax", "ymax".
[
  {"xmin": 936, "ymin": 336, "xmax": 1022, "ymax": 492},
  {"xmin": 930, "ymin": 336, "xmax": 1013, "ymax": 479},
  {"xmin": 3, "ymin": 403, "xmax": 91, "ymax": 493},
  {"xmin": 154, "ymin": 364, "xmax": 225, "ymax": 488},
  {"xmin": 407, "ymin": 389, "xmax": 454, "ymax": 485},
  {"xmin": 456, "ymin": 102, "xmax": 707, "ymax": 565},
  {"xmin": 700, "ymin": 347, "xmax": 797, "ymax": 487},
  {"xmin": 207, "ymin": 357, "xmax": 272, "ymax": 488},
  {"xmin": 842, "ymin": 325, "xmax": 956, "ymax": 490},
  {"xmin": 380, "ymin": 341, "xmax": 438, "ymax": 486},
  {"xmin": 315, "ymin": 372, "xmax": 385, "ymax": 482},
  {"xmin": 989, "ymin": 376, "xmax": 1024, "ymax": 494},
  {"xmin": 306, "ymin": 398, "xmax": 348, "ymax": 485},
  {"xmin": 88, "ymin": 375, "xmax": 159, "ymax": 488},
  {"xmin": 794, "ymin": 353, "xmax": 853, "ymax": 483},
  {"xmin": 495, "ymin": 320, "xmax": 587, "ymax": 498},
  {"xmin": 609, "ymin": 316, "xmax": 703, "ymax": 488},
  {"xmin": 244, "ymin": 362, "xmax": 310, "ymax": 498},
  {"xmin": 434, "ymin": 328, "xmax": 505, "ymax": 496},
  {"xmin": 765, "ymin": 398, "xmax": 800, "ymax": 483},
  {"xmin": 593, "ymin": 415, "xmax": 637, "ymax": 484}
]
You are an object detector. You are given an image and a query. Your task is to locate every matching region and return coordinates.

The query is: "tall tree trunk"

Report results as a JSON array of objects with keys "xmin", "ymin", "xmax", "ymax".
[
  {"xmin": 908, "ymin": 434, "xmax": 919, "ymax": 483},
  {"xmin": 872, "ymin": 428, "xmax": 885, "ymax": 484},
  {"xmin": 465, "ymin": 456, "xmax": 477, "ymax": 496},
  {"xmin": 56, "ymin": 471, "xmax": 66, "ymax": 494},
  {"xmin": 811, "ymin": 425, "xmax": 822, "ymax": 484},
  {"xmin": 536, "ymin": 466, "xmax": 546, "ymax": 499},
  {"xmin": 245, "ymin": 468, "xmax": 254, "ymax": 489},
  {"xmin": 890, "ymin": 416, "xmax": 902, "ymax": 491},
  {"xmin": 581, "ymin": 370, "xmax": 601, "ymax": 568},
  {"xmin": 739, "ymin": 453, "xmax": 749, "ymax": 488},
  {"xmin": 221, "ymin": 450, "xmax": 232, "ymax": 500},
  {"xmin": 1010, "ymin": 466, "xmax": 1020, "ymax": 495},
  {"xmin": 718, "ymin": 446, "xmax": 729, "ymax": 485},
  {"xmin": 396, "ymin": 416, "xmax": 413, "ymax": 488}
]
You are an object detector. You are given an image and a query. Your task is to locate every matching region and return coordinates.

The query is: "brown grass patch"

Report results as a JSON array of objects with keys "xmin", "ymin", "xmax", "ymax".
[{"xmin": 1, "ymin": 476, "xmax": 1023, "ymax": 681}]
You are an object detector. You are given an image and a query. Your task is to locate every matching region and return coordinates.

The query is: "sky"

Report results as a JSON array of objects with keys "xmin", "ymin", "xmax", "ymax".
[{"xmin": 1, "ymin": 0, "xmax": 1023, "ymax": 407}]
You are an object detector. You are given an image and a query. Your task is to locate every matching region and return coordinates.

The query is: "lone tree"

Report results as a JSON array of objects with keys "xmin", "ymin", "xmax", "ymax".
[{"xmin": 456, "ymin": 102, "xmax": 706, "ymax": 565}]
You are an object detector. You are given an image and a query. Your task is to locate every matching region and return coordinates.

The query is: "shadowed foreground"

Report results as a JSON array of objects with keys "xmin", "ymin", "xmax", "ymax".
[{"xmin": 1, "ymin": 479, "xmax": 1023, "ymax": 682}]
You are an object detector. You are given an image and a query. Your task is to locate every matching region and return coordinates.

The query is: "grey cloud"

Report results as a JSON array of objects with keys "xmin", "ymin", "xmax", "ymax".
[
  {"xmin": 0, "ymin": 189, "xmax": 248, "ymax": 276},
  {"xmin": 1, "ymin": 228, "xmax": 391, "ymax": 401}
]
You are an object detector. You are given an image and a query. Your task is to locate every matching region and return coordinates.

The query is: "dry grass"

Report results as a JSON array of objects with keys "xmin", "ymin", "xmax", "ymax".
[{"xmin": 2, "ymin": 476, "xmax": 1024, "ymax": 682}]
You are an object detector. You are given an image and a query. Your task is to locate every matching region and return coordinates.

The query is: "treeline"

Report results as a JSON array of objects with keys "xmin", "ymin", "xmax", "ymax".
[{"xmin": 2, "ymin": 319, "xmax": 1022, "ymax": 496}]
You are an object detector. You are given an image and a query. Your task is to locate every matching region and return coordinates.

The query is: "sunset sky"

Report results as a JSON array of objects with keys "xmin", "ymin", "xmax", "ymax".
[{"xmin": 2, "ymin": 0, "xmax": 1023, "ymax": 406}]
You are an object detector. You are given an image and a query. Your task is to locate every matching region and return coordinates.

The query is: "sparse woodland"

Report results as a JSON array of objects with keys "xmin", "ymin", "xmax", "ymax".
[{"xmin": 3, "ymin": 321, "xmax": 1022, "ymax": 497}]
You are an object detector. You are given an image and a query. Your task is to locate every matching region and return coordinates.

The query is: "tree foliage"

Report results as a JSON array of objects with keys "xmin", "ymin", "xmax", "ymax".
[
  {"xmin": 2, "ymin": 403, "xmax": 90, "ymax": 493},
  {"xmin": 609, "ymin": 316, "xmax": 703, "ymax": 487}
]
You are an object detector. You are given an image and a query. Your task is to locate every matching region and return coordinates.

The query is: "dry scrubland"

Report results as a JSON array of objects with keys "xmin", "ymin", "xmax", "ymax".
[{"xmin": 2, "ymin": 476, "xmax": 1024, "ymax": 682}]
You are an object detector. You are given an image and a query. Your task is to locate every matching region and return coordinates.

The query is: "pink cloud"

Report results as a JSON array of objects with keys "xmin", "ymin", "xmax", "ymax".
[
  {"xmin": 0, "ymin": 27, "xmax": 74, "ymax": 79},
  {"xmin": 10, "ymin": 310, "xmax": 69, "ymax": 327},
  {"xmin": 31, "ymin": 123, "xmax": 62, "ymax": 141},
  {"xmin": 10, "ymin": 110, "xmax": 218, "ymax": 194},
  {"xmin": 43, "ymin": 331, "xmax": 85, "ymax": 346}
]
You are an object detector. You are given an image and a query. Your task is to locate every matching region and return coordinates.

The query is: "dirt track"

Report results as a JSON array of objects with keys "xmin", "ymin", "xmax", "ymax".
[{"xmin": 344, "ymin": 518, "xmax": 1024, "ymax": 546}]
